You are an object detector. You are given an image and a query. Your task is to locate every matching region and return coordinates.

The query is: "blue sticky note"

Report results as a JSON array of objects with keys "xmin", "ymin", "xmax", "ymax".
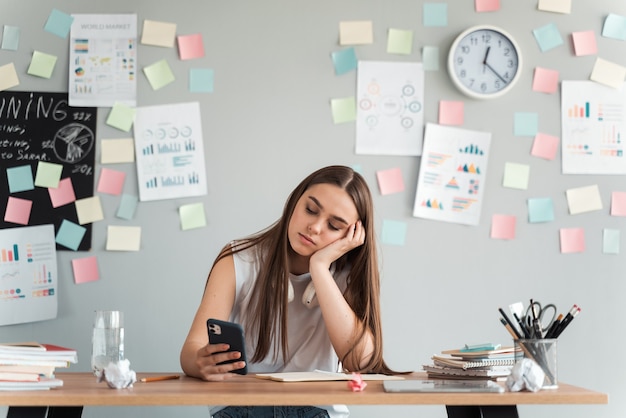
[
  {"xmin": 602, "ymin": 14, "xmax": 626, "ymax": 41},
  {"xmin": 533, "ymin": 23, "xmax": 563, "ymax": 52},
  {"xmin": 44, "ymin": 9, "xmax": 74, "ymax": 39},
  {"xmin": 116, "ymin": 194, "xmax": 139, "ymax": 220},
  {"xmin": 55, "ymin": 219, "xmax": 86, "ymax": 251},
  {"xmin": 423, "ymin": 3, "xmax": 448, "ymax": 27},
  {"xmin": 7, "ymin": 165, "xmax": 34, "ymax": 193},
  {"xmin": 528, "ymin": 198, "xmax": 555, "ymax": 223},
  {"xmin": 603, "ymin": 228, "xmax": 620, "ymax": 255},
  {"xmin": 422, "ymin": 46, "xmax": 439, "ymax": 71},
  {"xmin": 189, "ymin": 68, "xmax": 214, "ymax": 93},
  {"xmin": 514, "ymin": 112, "xmax": 539, "ymax": 136},
  {"xmin": 331, "ymin": 47, "xmax": 357, "ymax": 75},
  {"xmin": 381, "ymin": 219, "xmax": 407, "ymax": 246},
  {"xmin": 2, "ymin": 25, "xmax": 20, "ymax": 51}
]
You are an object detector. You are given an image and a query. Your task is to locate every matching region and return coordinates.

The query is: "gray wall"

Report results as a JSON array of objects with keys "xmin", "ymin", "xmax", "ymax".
[{"xmin": 1, "ymin": 1, "xmax": 623, "ymax": 417}]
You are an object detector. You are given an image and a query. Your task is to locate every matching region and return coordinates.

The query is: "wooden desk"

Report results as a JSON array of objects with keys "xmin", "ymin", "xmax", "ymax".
[{"xmin": 2, "ymin": 372, "xmax": 608, "ymax": 418}]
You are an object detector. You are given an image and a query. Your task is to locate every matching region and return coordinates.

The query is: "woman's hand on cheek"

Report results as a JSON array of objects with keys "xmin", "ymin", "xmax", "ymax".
[{"xmin": 310, "ymin": 221, "xmax": 365, "ymax": 268}]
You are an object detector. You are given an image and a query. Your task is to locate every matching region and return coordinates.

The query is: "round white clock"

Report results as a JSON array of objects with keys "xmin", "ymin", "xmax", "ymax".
[{"xmin": 447, "ymin": 25, "xmax": 522, "ymax": 99}]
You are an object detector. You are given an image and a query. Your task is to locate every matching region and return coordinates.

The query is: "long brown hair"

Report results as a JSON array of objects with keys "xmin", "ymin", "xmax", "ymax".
[{"xmin": 210, "ymin": 165, "xmax": 394, "ymax": 374}]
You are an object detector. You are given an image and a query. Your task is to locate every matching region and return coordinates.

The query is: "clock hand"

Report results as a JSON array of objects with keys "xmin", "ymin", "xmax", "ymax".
[
  {"xmin": 484, "ymin": 61, "xmax": 508, "ymax": 84},
  {"xmin": 482, "ymin": 46, "xmax": 491, "ymax": 73}
]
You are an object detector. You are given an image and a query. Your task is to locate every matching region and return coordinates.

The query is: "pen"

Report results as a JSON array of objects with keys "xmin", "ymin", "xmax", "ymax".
[
  {"xmin": 553, "ymin": 305, "xmax": 581, "ymax": 338},
  {"xmin": 513, "ymin": 312, "xmax": 530, "ymax": 338},
  {"xmin": 498, "ymin": 307, "xmax": 522, "ymax": 339},
  {"xmin": 140, "ymin": 375, "xmax": 180, "ymax": 383},
  {"xmin": 544, "ymin": 314, "xmax": 563, "ymax": 339}
]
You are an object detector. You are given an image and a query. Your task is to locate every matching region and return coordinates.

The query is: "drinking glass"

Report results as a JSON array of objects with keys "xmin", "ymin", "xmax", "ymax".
[{"xmin": 91, "ymin": 310, "xmax": 125, "ymax": 375}]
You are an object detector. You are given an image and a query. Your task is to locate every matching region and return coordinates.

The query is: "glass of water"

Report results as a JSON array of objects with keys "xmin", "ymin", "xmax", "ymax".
[{"xmin": 91, "ymin": 310, "xmax": 124, "ymax": 375}]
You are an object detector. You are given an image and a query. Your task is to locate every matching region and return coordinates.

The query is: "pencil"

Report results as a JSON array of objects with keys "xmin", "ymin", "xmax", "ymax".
[{"xmin": 140, "ymin": 375, "xmax": 180, "ymax": 383}]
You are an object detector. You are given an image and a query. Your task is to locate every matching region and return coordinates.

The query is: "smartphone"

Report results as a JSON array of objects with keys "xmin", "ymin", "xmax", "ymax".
[{"xmin": 206, "ymin": 318, "xmax": 248, "ymax": 375}]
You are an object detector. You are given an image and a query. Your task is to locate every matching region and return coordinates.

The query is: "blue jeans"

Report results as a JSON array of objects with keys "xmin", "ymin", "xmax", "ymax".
[{"xmin": 213, "ymin": 406, "xmax": 330, "ymax": 418}]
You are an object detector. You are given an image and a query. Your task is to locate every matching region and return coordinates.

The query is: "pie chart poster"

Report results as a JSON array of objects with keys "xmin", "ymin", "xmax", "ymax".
[{"xmin": 0, "ymin": 91, "xmax": 97, "ymax": 251}]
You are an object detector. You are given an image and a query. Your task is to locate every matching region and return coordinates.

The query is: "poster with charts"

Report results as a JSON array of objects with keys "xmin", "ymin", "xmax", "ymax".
[
  {"xmin": 356, "ymin": 61, "xmax": 424, "ymax": 156},
  {"xmin": 134, "ymin": 102, "xmax": 207, "ymax": 201},
  {"xmin": 69, "ymin": 14, "xmax": 137, "ymax": 107},
  {"xmin": 561, "ymin": 81, "xmax": 626, "ymax": 174},
  {"xmin": 413, "ymin": 123, "xmax": 491, "ymax": 226},
  {"xmin": 0, "ymin": 224, "xmax": 57, "ymax": 326}
]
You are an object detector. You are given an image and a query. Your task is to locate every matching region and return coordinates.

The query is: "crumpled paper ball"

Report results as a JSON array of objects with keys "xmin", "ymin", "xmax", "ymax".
[
  {"xmin": 96, "ymin": 359, "xmax": 137, "ymax": 389},
  {"xmin": 347, "ymin": 373, "xmax": 367, "ymax": 392},
  {"xmin": 506, "ymin": 358, "xmax": 545, "ymax": 392}
]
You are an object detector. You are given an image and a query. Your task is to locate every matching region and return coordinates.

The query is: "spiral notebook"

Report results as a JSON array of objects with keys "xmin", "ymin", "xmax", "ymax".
[{"xmin": 431, "ymin": 354, "xmax": 516, "ymax": 370}]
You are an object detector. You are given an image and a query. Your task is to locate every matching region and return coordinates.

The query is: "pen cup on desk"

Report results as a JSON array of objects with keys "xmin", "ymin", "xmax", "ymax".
[{"xmin": 514, "ymin": 339, "xmax": 558, "ymax": 389}]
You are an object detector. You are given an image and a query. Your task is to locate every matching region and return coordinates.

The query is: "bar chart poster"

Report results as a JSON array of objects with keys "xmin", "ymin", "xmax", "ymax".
[
  {"xmin": 0, "ymin": 224, "xmax": 57, "ymax": 326},
  {"xmin": 134, "ymin": 102, "xmax": 207, "ymax": 201},
  {"xmin": 561, "ymin": 80, "xmax": 626, "ymax": 174}
]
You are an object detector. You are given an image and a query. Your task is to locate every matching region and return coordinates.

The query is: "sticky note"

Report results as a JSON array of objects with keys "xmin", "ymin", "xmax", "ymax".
[
  {"xmin": 72, "ymin": 256, "xmax": 100, "ymax": 284},
  {"xmin": 179, "ymin": 202, "xmax": 207, "ymax": 230},
  {"xmin": 422, "ymin": 46, "xmax": 439, "ymax": 71},
  {"xmin": 101, "ymin": 138, "xmax": 135, "ymax": 164},
  {"xmin": 475, "ymin": 0, "xmax": 500, "ymax": 12},
  {"xmin": 339, "ymin": 21, "xmax": 373, "ymax": 45},
  {"xmin": 571, "ymin": 31, "xmax": 597, "ymax": 56},
  {"xmin": 116, "ymin": 194, "xmax": 139, "ymax": 220},
  {"xmin": 44, "ymin": 9, "xmax": 74, "ymax": 38},
  {"xmin": 106, "ymin": 102, "xmax": 136, "ymax": 132},
  {"xmin": 27, "ymin": 51, "xmax": 57, "ymax": 79},
  {"xmin": 48, "ymin": 178, "xmax": 76, "ymax": 208},
  {"xmin": 34, "ymin": 161, "xmax": 63, "ymax": 188},
  {"xmin": 531, "ymin": 132, "xmax": 559, "ymax": 160},
  {"xmin": 144, "ymin": 59, "xmax": 175, "ymax": 90},
  {"xmin": 560, "ymin": 228, "xmax": 585, "ymax": 253},
  {"xmin": 439, "ymin": 100, "xmax": 464, "ymax": 125},
  {"xmin": 177, "ymin": 33, "xmax": 204, "ymax": 60},
  {"xmin": 1, "ymin": 25, "xmax": 20, "ymax": 50},
  {"xmin": 603, "ymin": 229, "xmax": 620, "ymax": 255},
  {"xmin": 330, "ymin": 97, "xmax": 356, "ymax": 124},
  {"xmin": 611, "ymin": 191, "xmax": 626, "ymax": 216},
  {"xmin": 387, "ymin": 28, "xmax": 413, "ymax": 55},
  {"xmin": 0, "ymin": 63, "xmax": 20, "ymax": 91},
  {"xmin": 189, "ymin": 68, "xmax": 214, "ymax": 93},
  {"xmin": 55, "ymin": 219, "xmax": 86, "ymax": 251},
  {"xmin": 491, "ymin": 214, "xmax": 516, "ymax": 240},
  {"xmin": 538, "ymin": 0, "xmax": 571, "ymax": 14},
  {"xmin": 566, "ymin": 184, "xmax": 603, "ymax": 215},
  {"xmin": 532, "ymin": 67, "xmax": 559, "ymax": 93},
  {"xmin": 502, "ymin": 162, "xmax": 530, "ymax": 190},
  {"xmin": 6, "ymin": 165, "xmax": 34, "ymax": 193},
  {"xmin": 528, "ymin": 197, "xmax": 555, "ymax": 223},
  {"xmin": 331, "ymin": 48, "xmax": 358, "ymax": 75},
  {"xmin": 514, "ymin": 112, "xmax": 539, "ymax": 136},
  {"xmin": 602, "ymin": 13, "xmax": 626, "ymax": 41},
  {"xmin": 423, "ymin": 3, "xmax": 448, "ymax": 27},
  {"xmin": 590, "ymin": 58, "xmax": 626, "ymax": 89},
  {"xmin": 4, "ymin": 197, "xmax": 32, "ymax": 225},
  {"xmin": 75, "ymin": 196, "xmax": 104, "ymax": 225},
  {"xmin": 97, "ymin": 168, "xmax": 126, "ymax": 195},
  {"xmin": 106, "ymin": 226, "xmax": 141, "ymax": 251},
  {"xmin": 533, "ymin": 23, "xmax": 563, "ymax": 52},
  {"xmin": 381, "ymin": 219, "xmax": 407, "ymax": 246},
  {"xmin": 141, "ymin": 20, "xmax": 177, "ymax": 47},
  {"xmin": 376, "ymin": 167, "xmax": 405, "ymax": 195}
]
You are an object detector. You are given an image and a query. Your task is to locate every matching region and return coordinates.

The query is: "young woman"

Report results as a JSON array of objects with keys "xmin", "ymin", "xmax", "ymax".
[{"xmin": 180, "ymin": 165, "xmax": 395, "ymax": 418}]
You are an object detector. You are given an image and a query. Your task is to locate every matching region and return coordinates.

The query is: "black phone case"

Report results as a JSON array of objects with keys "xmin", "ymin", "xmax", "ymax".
[{"xmin": 206, "ymin": 318, "xmax": 248, "ymax": 375}]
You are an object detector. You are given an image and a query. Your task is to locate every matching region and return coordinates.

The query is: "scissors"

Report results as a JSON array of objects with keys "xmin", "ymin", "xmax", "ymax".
[{"xmin": 524, "ymin": 301, "xmax": 557, "ymax": 333}]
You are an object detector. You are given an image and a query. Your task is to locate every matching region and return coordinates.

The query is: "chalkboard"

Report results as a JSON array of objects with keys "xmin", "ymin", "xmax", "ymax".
[{"xmin": 0, "ymin": 91, "xmax": 97, "ymax": 251}]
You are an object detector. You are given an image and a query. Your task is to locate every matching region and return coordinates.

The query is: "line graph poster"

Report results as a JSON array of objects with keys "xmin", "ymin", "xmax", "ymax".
[
  {"xmin": 0, "ymin": 224, "xmax": 57, "ymax": 326},
  {"xmin": 561, "ymin": 80, "xmax": 626, "ymax": 174},
  {"xmin": 356, "ymin": 61, "xmax": 424, "ymax": 156},
  {"xmin": 413, "ymin": 123, "xmax": 491, "ymax": 226},
  {"xmin": 134, "ymin": 102, "xmax": 207, "ymax": 201}
]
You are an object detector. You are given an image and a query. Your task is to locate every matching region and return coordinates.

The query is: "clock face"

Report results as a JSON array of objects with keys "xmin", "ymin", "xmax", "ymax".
[{"xmin": 448, "ymin": 26, "xmax": 522, "ymax": 99}]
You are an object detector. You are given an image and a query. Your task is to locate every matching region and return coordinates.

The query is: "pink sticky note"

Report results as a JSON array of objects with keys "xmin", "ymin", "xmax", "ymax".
[
  {"xmin": 4, "ymin": 196, "xmax": 32, "ymax": 225},
  {"xmin": 531, "ymin": 132, "xmax": 559, "ymax": 160},
  {"xmin": 71, "ymin": 256, "xmax": 100, "ymax": 284},
  {"xmin": 49, "ymin": 177, "xmax": 76, "ymax": 208},
  {"xmin": 475, "ymin": 0, "xmax": 500, "ymax": 12},
  {"xmin": 560, "ymin": 228, "xmax": 585, "ymax": 253},
  {"xmin": 97, "ymin": 168, "xmax": 126, "ymax": 195},
  {"xmin": 439, "ymin": 100, "xmax": 464, "ymax": 125},
  {"xmin": 572, "ymin": 30, "xmax": 597, "ymax": 56},
  {"xmin": 376, "ymin": 167, "xmax": 405, "ymax": 195},
  {"xmin": 532, "ymin": 67, "xmax": 559, "ymax": 94},
  {"xmin": 177, "ymin": 33, "xmax": 205, "ymax": 60},
  {"xmin": 491, "ymin": 214, "xmax": 516, "ymax": 240},
  {"xmin": 611, "ymin": 191, "xmax": 626, "ymax": 216}
]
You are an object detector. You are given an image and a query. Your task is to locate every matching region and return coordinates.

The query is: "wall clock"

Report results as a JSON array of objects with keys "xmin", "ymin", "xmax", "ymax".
[{"xmin": 447, "ymin": 25, "xmax": 522, "ymax": 99}]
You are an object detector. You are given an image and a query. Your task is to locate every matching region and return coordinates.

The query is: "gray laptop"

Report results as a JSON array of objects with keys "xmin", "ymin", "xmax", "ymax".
[{"xmin": 383, "ymin": 379, "xmax": 505, "ymax": 393}]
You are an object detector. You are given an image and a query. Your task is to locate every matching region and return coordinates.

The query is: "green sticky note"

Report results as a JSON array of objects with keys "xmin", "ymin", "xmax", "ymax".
[
  {"xmin": 34, "ymin": 161, "xmax": 63, "ymax": 188},
  {"xmin": 387, "ymin": 29, "xmax": 413, "ymax": 55},
  {"xmin": 503, "ymin": 162, "xmax": 530, "ymax": 190},
  {"xmin": 179, "ymin": 202, "xmax": 207, "ymax": 230},
  {"xmin": 603, "ymin": 228, "xmax": 620, "ymax": 254},
  {"xmin": 381, "ymin": 219, "xmax": 407, "ymax": 246},
  {"xmin": 28, "ymin": 51, "xmax": 57, "ymax": 79},
  {"xmin": 330, "ymin": 97, "xmax": 356, "ymax": 124},
  {"xmin": 514, "ymin": 112, "xmax": 539, "ymax": 136},
  {"xmin": 144, "ymin": 59, "xmax": 175, "ymax": 90},
  {"xmin": 56, "ymin": 219, "xmax": 86, "ymax": 251},
  {"xmin": 7, "ymin": 165, "xmax": 34, "ymax": 193},
  {"xmin": 189, "ymin": 68, "xmax": 214, "ymax": 93},
  {"xmin": 106, "ymin": 102, "xmax": 136, "ymax": 132},
  {"xmin": 422, "ymin": 46, "xmax": 439, "ymax": 71}
]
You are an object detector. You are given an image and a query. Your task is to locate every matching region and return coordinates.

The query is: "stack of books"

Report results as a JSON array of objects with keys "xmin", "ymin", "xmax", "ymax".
[
  {"xmin": 0, "ymin": 342, "xmax": 78, "ymax": 390},
  {"xmin": 423, "ymin": 345, "xmax": 519, "ymax": 381}
]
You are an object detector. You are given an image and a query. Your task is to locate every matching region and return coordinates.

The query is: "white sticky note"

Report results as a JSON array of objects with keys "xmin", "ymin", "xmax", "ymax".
[
  {"xmin": 566, "ymin": 185, "xmax": 603, "ymax": 215},
  {"xmin": 106, "ymin": 225, "xmax": 141, "ymax": 251},
  {"xmin": 75, "ymin": 196, "xmax": 104, "ymax": 224},
  {"xmin": 101, "ymin": 138, "xmax": 135, "ymax": 164},
  {"xmin": 339, "ymin": 21, "xmax": 373, "ymax": 45},
  {"xmin": 590, "ymin": 58, "xmax": 626, "ymax": 89},
  {"xmin": 0, "ymin": 63, "xmax": 20, "ymax": 91},
  {"xmin": 538, "ymin": 0, "xmax": 571, "ymax": 14}
]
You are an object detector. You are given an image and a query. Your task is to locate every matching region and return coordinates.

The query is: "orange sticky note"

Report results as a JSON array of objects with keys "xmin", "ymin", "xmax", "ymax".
[
  {"xmin": 532, "ymin": 67, "xmax": 559, "ymax": 93},
  {"xmin": 376, "ymin": 168, "xmax": 405, "ymax": 195}
]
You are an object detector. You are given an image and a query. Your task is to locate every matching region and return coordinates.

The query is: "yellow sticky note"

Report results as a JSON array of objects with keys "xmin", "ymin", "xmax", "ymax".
[
  {"xmin": 27, "ymin": 51, "xmax": 57, "ymax": 79},
  {"xmin": 34, "ymin": 161, "xmax": 63, "ymax": 188},
  {"xmin": 590, "ymin": 58, "xmax": 626, "ymax": 89},
  {"xmin": 330, "ymin": 97, "xmax": 356, "ymax": 124},
  {"xmin": 387, "ymin": 28, "xmax": 413, "ymax": 55},
  {"xmin": 106, "ymin": 226, "xmax": 141, "ymax": 251},
  {"xmin": 339, "ymin": 21, "xmax": 373, "ymax": 45},
  {"xmin": 75, "ymin": 196, "xmax": 104, "ymax": 224},
  {"xmin": 141, "ymin": 20, "xmax": 177, "ymax": 47},
  {"xmin": 144, "ymin": 59, "xmax": 175, "ymax": 90},
  {"xmin": 502, "ymin": 162, "xmax": 530, "ymax": 190},
  {"xmin": 566, "ymin": 185, "xmax": 603, "ymax": 215},
  {"xmin": 179, "ymin": 203, "xmax": 207, "ymax": 230},
  {"xmin": 101, "ymin": 138, "xmax": 135, "ymax": 164}
]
